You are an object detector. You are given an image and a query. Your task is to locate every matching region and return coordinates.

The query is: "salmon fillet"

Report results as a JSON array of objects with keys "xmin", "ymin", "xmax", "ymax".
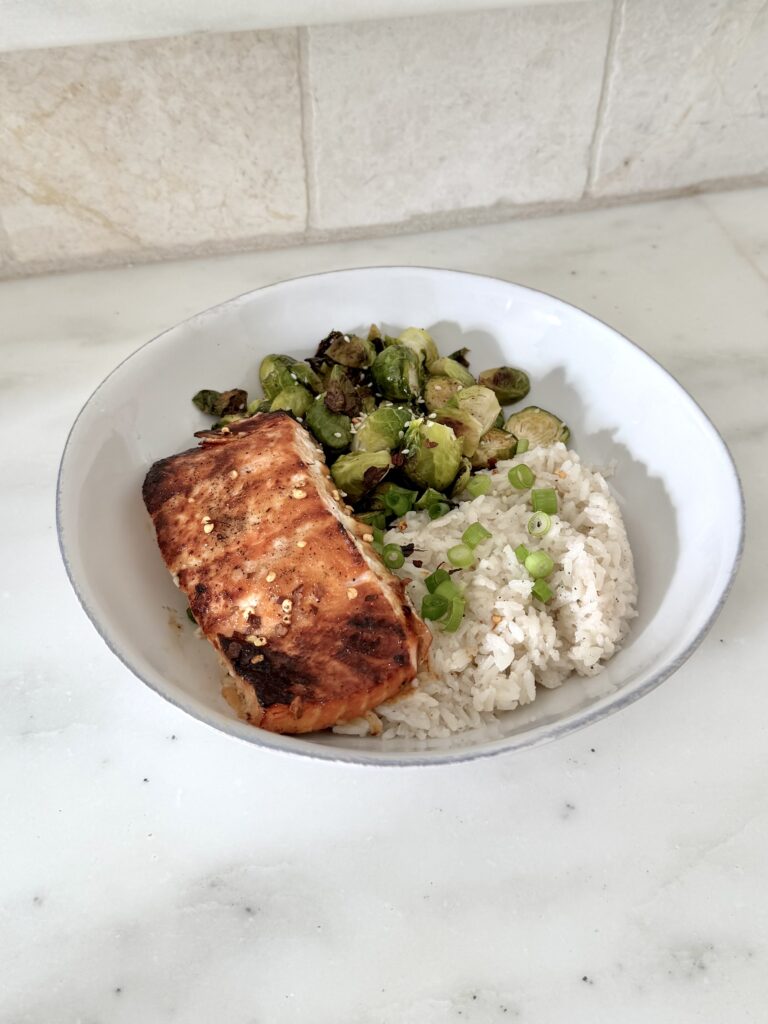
[{"xmin": 142, "ymin": 412, "xmax": 431, "ymax": 733}]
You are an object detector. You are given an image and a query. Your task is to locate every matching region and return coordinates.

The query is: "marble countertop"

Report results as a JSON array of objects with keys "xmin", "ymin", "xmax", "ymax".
[{"xmin": 2, "ymin": 188, "xmax": 766, "ymax": 1023}]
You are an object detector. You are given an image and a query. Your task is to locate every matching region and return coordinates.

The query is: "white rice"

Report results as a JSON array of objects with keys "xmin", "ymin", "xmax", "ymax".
[{"xmin": 334, "ymin": 443, "xmax": 637, "ymax": 740}]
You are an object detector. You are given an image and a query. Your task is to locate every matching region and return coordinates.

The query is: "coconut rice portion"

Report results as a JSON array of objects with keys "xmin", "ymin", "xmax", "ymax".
[{"xmin": 334, "ymin": 443, "xmax": 637, "ymax": 741}]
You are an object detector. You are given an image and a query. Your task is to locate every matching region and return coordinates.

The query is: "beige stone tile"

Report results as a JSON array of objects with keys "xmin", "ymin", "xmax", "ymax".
[
  {"xmin": 0, "ymin": 31, "xmax": 306, "ymax": 266},
  {"xmin": 590, "ymin": 0, "xmax": 768, "ymax": 196},
  {"xmin": 305, "ymin": 3, "xmax": 612, "ymax": 230}
]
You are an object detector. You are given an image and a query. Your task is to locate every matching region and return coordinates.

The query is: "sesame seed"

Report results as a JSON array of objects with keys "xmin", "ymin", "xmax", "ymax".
[
  {"xmin": 398, "ymin": 431, "xmax": 404, "ymax": 438},
  {"xmin": 362, "ymin": 533, "xmax": 374, "ymax": 542},
  {"xmin": 291, "ymin": 488, "xmax": 307, "ymax": 499},
  {"xmin": 229, "ymin": 470, "xmax": 238, "ymax": 479},
  {"xmin": 281, "ymin": 599, "xmax": 293, "ymax": 613},
  {"xmin": 339, "ymin": 491, "xmax": 348, "ymax": 498},
  {"xmin": 297, "ymin": 540, "xmax": 307, "ymax": 548},
  {"xmin": 347, "ymin": 588, "xmax": 358, "ymax": 600},
  {"xmin": 221, "ymin": 427, "xmax": 230, "ymax": 433},
  {"xmin": 434, "ymin": 385, "xmax": 442, "ymax": 392},
  {"xmin": 333, "ymin": 432, "xmax": 342, "ymax": 438},
  {"xmin": 250, "ymin": 654, "xmax": 264, "ymax": 664},
  {"xmin": 402, "ymin": 448, "xmax": 410, "ymax": 455},
  {"xmin": 428, "ymin": 412, "xmax": 437, "ymax": 419},
  {"xmin": 246, "ymin": 634, "xmax": 267, "ymax": 647},
  {"xmin": 290, "ymin": 372, "xmax": 298, "ymax": 380},
  {"xmin": 332, "ymin": 489, "xmax": 340, "ymax": 500},
  {"xmin": 297, "ymin": 417, "xmax": 304, "ymax": 423},
  {"xmin": 203, "ymin": 523, "xmax": 215, "ymax": 533},
  {"xmin": 201, "ymin": 514, "xmax": 211, "ymax": 523},
  {"xmin": 266, "ymin": 571, "xmax": 276, "ymax": 582}
]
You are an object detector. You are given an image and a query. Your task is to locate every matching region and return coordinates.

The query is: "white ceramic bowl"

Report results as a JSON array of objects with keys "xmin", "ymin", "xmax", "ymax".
[{"xmin": 57, "ymin": 267, "xmax": 743, "ymax": 765}]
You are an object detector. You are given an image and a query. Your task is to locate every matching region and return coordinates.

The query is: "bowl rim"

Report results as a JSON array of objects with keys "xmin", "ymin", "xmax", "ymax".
[{"xmin": 56, "ymin": 265, "xmax": 746, "ymax": 767}]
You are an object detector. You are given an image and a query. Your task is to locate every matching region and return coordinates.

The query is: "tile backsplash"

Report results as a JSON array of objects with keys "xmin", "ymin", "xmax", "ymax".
[{"xmin": 0, "ymin": 0, "xmax": 766, "ymax": 277}]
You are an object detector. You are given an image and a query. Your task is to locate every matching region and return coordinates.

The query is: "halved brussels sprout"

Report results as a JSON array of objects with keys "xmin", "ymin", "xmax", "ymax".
[
  {"xmin": 324, "ymin": 364, "xmax": 365, "ymax": 417},
  {"xmin": 397, "ymin": 327, "xmax": 439, "ymax": 368},
  {"xmin": 305, "ymin": 395, "xmax": 352, "ymax": 450},
  {"xmin": 424, "ymin": 375, "xmax": 464, "ymax": 412},
  {"xmin": 247, "ymin": 398, "xmax": 272, "ymax": 415},
  {"xmin": 450, "ymin": 458, "xmax": 472, "ymax": 498},
  {"xmin": 193, "ymin": 388, "xmax": 248, "ymax": 417},
  {"xmin": 504, "ymin": 406, "xmax": 570, "ymax": 448},
  {"xmin": 291, "ymin": 362, "xmax": 323, "ymax": 393},
  {"xmin": 352, "ymin": 404, "xmax": 412, "ymax": 452},
  {"xmin": 371, "ymin": 345, "xmax": 422, "ymax": 401},
  {"xmin": 324, "ymin": 332, "xmax": 376, "ymax": 369},
  {"xmin": 270, "ymin": 385, "xmax": 313, "ymax": 418},
  {"xmin": 470, "ymin": 428, "xmax": 518, "ymax": 468},
  {"xmin": 428, "ymin": 357, "xmax": 475, "ymax": 388},
  {"xmin": 455, "ymin": 385, "xmax": 501, "ymax": 435},
  {"xmin": 478, "ymin": 366, "xmax": 531, "ymax": 405},
  {"xmin": 330, "ymin": 450, "xmax": 391, "ymax": 502},
  {"xmin": 434, "ymin": 406, "xmax": 484, "ymax": 457},
  {"xmin": 403, "ymin": 420, "xmax": 462, "ymax": 492}
]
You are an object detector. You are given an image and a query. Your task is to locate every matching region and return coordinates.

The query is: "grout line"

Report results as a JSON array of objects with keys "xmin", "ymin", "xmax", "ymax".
[
  {"xmin": 585, "ymin": 0, "xmax": 625, "ymax": 196},
  {"xmin": 296, "ymin": 25, "xmax": 318, "ymax": 232}
]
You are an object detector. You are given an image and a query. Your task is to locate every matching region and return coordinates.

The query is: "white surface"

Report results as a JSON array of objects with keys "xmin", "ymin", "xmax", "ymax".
[
  {"xmin": 57, "ymin": 266, "xmax": 741, "ymax": 763},
  {"xmin": 0, "ymin": 0, "xmax": 582, "ymax": 53},
  {"xmin": 3, "ymin": 188, "xmax": 767, "ymax": 1017}
]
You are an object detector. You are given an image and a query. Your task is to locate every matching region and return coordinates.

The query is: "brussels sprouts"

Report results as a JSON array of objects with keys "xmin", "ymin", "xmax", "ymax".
[
  {"xmin": 270, "ymin": 385, "xmax": 313, "ymax": 418},
  {"xmin": 470, "ymin": 428, "xmax": 518, "ymax": 468},
  {"xmin": 305, "ymin": 395, "xmax": 352, "ymax": 450},
  {"xmin": 492, "ymin": 410, "xmax": 505, "ymax": 429},
  {"xmin": 352, "ymin": 404, "xmax": 412, "ymax": 452},
  {"xmin": 448, "ymin": 347, "xmax": 471, "ymax": 367},
  {"xmin": 371, "ymin": 345, "xmax": 422, "ymax": 402},
  {"xmin": 367, "ymin": 323, "xmax": 382, "ymax": 343},
  {"xmin": 324, "ymin": 364, "xmax": 365, "ymax": 417},
  {"xmin": 414, "ymin": 487, "xmax": 448, "ymax": 511},
  {"xmin": 330, "ymin": 450, "xmax": 391, "ymax": 502},
  {"xmin": 434, "ymin": 406, "xmax": 484, "ymax": 457},
  {"xmin": 292, "ymin": 362, "xmax": 323, "ymax": 393},
  {"xmin": 324, "ymin": 332, "xmax": 376, "ymax": 368},
  {"xmin": 259, "ymin": 355, "xmax": 298, "ymax": 399},
  {"xmin": 397, "ymin": 327, "xmax": 439, "ymax": 368},
  {"xmin": 424, "ymin": 375, "xmax": 464, "ymax": 412},
  {"xmin": 193, "ymin": 388, "xmax": 248, "ymax": 417},
  {"xmin": 504, "ymin": 406, "xmax": 570, "ymax": 448},
  {"xmin": 213, "ymin": 413, "xmax": 247, "ymax": 429},
  {"xmin": 478, "ymin": 366, "xmax": 531, "ymax": 405},
  {"xmin": 455, "ymin": 385, "xmax": 501, "ymax": 435},
  {"xmin": 450, "ymin": 458, "xmax": 472, "ymax": 498},
  {"xmin": 246, "ymin": 398, "xmax": 271, "ymax": 415},
  {"xmin": 403, "ymin": 420, "xmax": 462, "ymax": 492},
  {"xmin": 370, "ymin": 482, "xmax": 419, "ymax": 517},
  {"xmin": 428, "ymin": 357, "xmax": 475, "ymax": 388}
]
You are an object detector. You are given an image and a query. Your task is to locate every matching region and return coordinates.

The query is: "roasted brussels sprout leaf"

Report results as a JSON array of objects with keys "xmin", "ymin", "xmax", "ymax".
[
  {"xmin": 192, "ymin": 388, "xmax": 248, "ymax": 417},
  {"xmin": 398, "ymin": 327, "xmax": 439, "ymax": 367},
  {"xmin": 352, "ymin": 404, "xmax": 412, "ymax": 452},
  {"xmin": 306, "ymin": 395, "xmax": 352, "ymax": 450},
  {"xmin": 424, "ymin": 375, "xmax": 464, "ymax": 412},
  {"xmin": 270, "ymin": 385, "xmax": 313, "ymax": 418},
  {"xmin": 324, "ymin": 365, "xmax": 364, "ymax": 417},
  {"xmin": 367, "ymin": 323, "xmax": 382, "ymax": 343},
  {"xmin": 403, "ymin": 420, "xmax": 462, "ymax": 492},
  {"xmin": 330, "ymin": 450, "xmax": 391, "ymax": 502},
  {"xmin": 415, "ymin": 487, "xmax": 448, "ymax": 511},
  {"xmin": 325, "ymin": 332, "xmax": 376, "ymax": 369},
  {"xmin": 450, "ymin": 457, "xmax": 472, "ymax": 498},
  {"xmin": 247, "ymin": 398, "xmax": 272, "ymax": 415},
  {"xmin": 455, "ymin": 385, "xmax": 501, "ymax": 435},
  {"xmin": 448, "ymin": 347, "xmax": 471, "ymax": 368},
  {"xmin": 478, "ymin": 367, "xmax": 531, "ymax": 406},
  {"xmin": 371, "ymin": 345, "xmax": 422, "ymax": 402},
  {"xmin": 504, "ymin": 406, "xmax": 570, "ymax": 448},
  {"xmin": 213, "ymin": 413, "xmax": 247, "ymax": 429},
  {"xmin": 434, "ymin": 406, "xmax": 484, "ymax": 457},
  {"xmin": 470, "ymin": 428, "xmax": 518, "ymax": 468},
  {"xmin": 428, "ymin": 357, "xmax": 475, "ymax": 388}
]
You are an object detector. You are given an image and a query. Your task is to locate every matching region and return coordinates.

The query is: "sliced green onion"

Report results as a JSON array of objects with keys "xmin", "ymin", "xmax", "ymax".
[
  {"xmin": 447, "ymin": 543, "xmax": 474, "ymax": 568},
  {"xmin": 421, "ymin": 593, "xmax": 449, "ymax": 621},
  {"xmin": 466, "ymin": 475, "xmax": 492, "ymax": 499},
  {"xmin": 443, "ymin": 596, "xmax": 466, "ymax": 632},
  {"xmin": 531, "ymin": 579, "xmax": 553, "ymax": 603},
  {"xmin": 524, "ymin": 550, "xmax": 554, "ymax": 579},
  {"xmin": 531, "ymin": 487, "xmax": 558, "ymax": 515},
  {"xmin": 516, "ymin": 438, "xmax": 530, "ymax": 455},
  {"xmin": 434, "ymin": 578, "xmax": 462, "ymax": 602},
  {"xmin": 508, "ymin": 464, "xmax": 535, "ymax": 490},
  {"xmin": 372, "ymin": 526, "xmax": 385, "ymax": 545},
  {"xmin": 425, "ymin": 568, "xmax": 451, "ymax": 593},
  {"xmin": 514, "ymin": 543, "xmax": 530, "ymax": 564},
  {"xmin": 428, "ymin": 501, "xmax": 451, "ymax": 520},
  {"xmin": 356, "ymin": 511, "xmax": 387, "ymax": 531},
  {"xmin": 462, "ymin": 523, "xmax": 492, "ymax": 549},
  {"xmin": 382, "ymin": 543, "xmax": 405, "ymax": 569},
  {"xmin": 385, "ymin": 493, "xmax": 412, "ymax": 517},
  {"xmin": 527, "ymin": 512, "xmax": 551, "ymax": 537}
]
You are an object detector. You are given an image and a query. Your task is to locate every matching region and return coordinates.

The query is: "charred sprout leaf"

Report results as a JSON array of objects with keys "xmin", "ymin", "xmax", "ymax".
[
  {"xmin": 262, "ymin": 366, "xmax": 298, "ymax": 401},
  {"xmin": 213, "ymin": 413, "xmax": 247, "ymax": 429},
  {"xmin": 270, "ymin": 385, "xmax": 313, "ymax": 418},
  {"xmin": 325, "ymin": 332, "xmax": 376, "ymax": 369},
  {"xmin": 455, "ymin": 385, "xmax": 501, "ymax": 434},
  {"xmin": 434, "ymin": 406, "xmax": 484, "ymax": 457},
  {"xmin": 367, "ymin": 323, "xmax": 382, "ymax": 343},
  {"xmin": 247, "ymin": 398, "xmax": 272, "ymax": 415},
  {"xmin": 478, "ymin": 366, "xmax": 531, "ymax": 405},
  {"xmin": 397, "ymin": 327, "xmax": 439, "ymax": 368},
  {"xmin": 356, "ymin": 510, "xmax": 387, "ymax": 531},
  {"xmin": 330, "ymin": 450, "xmax": 391, "ymax": 502},
  {"xmin": 403, "ymin": 419, "xmax": 462, "ymax": 492},
  {"xmin": 192, "ymin": 388, "xmax": 248, "ymax": 417},
  {"xmin": 450, "ymin": 457, "xmax": 472, "ymax": 498},
  {"xmin": 352, "ymin": 404, "xmax": 412, "ymax": 452},
  {"xmin": 415, "ymin": 487, "xmax": 448, "ymax": 511},
  {"xmin": 324, "ymin": 365, "xmax": 364, "ymax": 417},
  {"xmin": 428, "ymin": 357, "xmax": 475, "ymax": 388},
  {"xmin": 504, "ymin": 406, "xmax": 570, "ymax": 448},
  {"xmin": 448, "ymin": 347, "xmax": 471, "ymax": 368},
  {"xmin": 470, "ymin": 428, "xmax": 518, "ymax": 469},
  {"xmin": 493, "ymin": 410, "xmax": 505, "ymax": 429},
  {"xmin": 371, "ymin": 345, "xmax": 422, "ymax": 402},
  {"xmin": 424, "ymin": 375, "xmax": 464, "ymax": 412},
  {"xmin": 305, "ymin": 395, "xmax": 352, "ymax": 450}
]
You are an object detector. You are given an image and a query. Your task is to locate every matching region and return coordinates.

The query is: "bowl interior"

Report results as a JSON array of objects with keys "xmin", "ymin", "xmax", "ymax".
[{"xmin": 57, "ymin": 267, "xmax": 742, "ymax": 764}]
